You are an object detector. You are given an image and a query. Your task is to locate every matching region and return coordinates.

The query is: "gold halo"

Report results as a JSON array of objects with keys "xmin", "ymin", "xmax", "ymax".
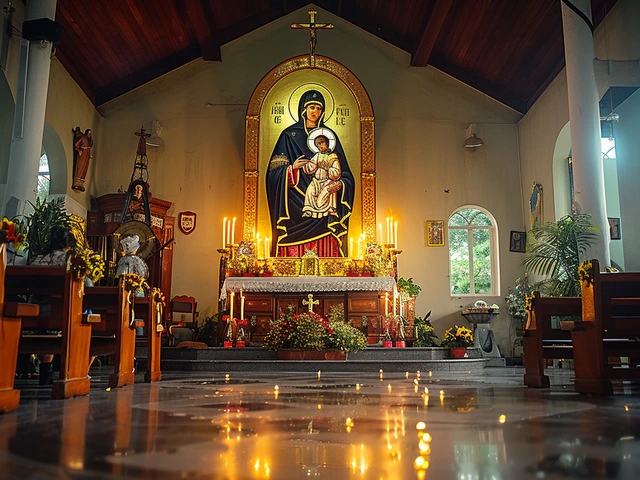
[
  {"xmin": 307, "ymin": 127, "xmax": 337, "ymax": 153},
  {"xmin": 113, "ymin": 221, "xmax": 156, "ymax": 259},
  {"xmin": 288, "ymin": 83, "xmax": 335, "ymax": 124}
]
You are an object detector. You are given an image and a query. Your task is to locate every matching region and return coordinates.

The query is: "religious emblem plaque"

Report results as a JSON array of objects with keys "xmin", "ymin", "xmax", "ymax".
[{"xmin": 178, "ymin": 211, "xmax": 197, "ymax": 235}]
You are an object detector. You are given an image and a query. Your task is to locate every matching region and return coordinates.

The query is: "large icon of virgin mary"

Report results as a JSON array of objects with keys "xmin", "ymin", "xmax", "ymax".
[{"xmin": 266, "ymin": 89, "xmax": 354, "ymax": 257}]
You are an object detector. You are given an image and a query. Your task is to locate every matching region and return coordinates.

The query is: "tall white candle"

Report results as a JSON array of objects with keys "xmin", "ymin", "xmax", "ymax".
[
  {"xmin": 394, "ymin": 221, "xmax": 398, "ymax": 249},
  {"xmin": 222, "ymin": 217, "xmax": 227, "ymax": 247},
  {"xmin": 231, "ymin": 217, "xmax": 236, "ymax": 245},
  {"xmin": 386, "ymin": 217, "xmax": 391, "ymax": 244},
  {"xmin": 378, "ymin": 223, "xmax": 383, "ymax": 244},
  {"xmin": 226, "ymin": 220, "xmax": 231, "ymax": 246},
  {"xmin": 265, "ymin": 238, "xmax": 270, "ymax": 258},
  {"xmin": 350, "ymin": 238, "xmax": 354, "ymax": 258},
  {"xmin": 229, "ymin": 291, "xmax": 235, "ymax": 320},
  {"xmin": 257, "ymin": 238, "xmax": 262, "ymax": 259},
  {"xmin": 357, "ymin": 237, "xmax": 362, "ymax": 260},
  {"xmin": 240, "ymin": 291, "xmax": 245, "ymax": 320},
  {"xmin": 385, "ymin": 292, "xmax": 389, "ymax": 315},
  {"xmin": 393, "ymin": 287, "xmax": 397, "ymax": 316}
]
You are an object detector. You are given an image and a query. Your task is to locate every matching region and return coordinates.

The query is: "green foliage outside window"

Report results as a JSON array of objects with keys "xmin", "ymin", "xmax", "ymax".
[{"xmin": 449, "ymin": 208, "xmax": 493, "ymax": 295}]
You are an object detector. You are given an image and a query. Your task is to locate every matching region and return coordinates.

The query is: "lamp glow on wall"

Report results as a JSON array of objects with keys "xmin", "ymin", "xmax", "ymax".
[
  {"xmin": 146, "ymin": 120, "xmax": 165, "ymax": 148},
  {"xmin": 463, "ymin": 123, "xmax": 484, "ymax": 149}
]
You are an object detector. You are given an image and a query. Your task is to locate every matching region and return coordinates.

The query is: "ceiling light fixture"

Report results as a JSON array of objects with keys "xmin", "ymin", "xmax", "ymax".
[
  {"xmin": 463, "ymin": 123, "xmax": 484, "ymax": 149},
  {"xmin": 146, "ymin": 120, "xmax": 165, "ymax": 148}
]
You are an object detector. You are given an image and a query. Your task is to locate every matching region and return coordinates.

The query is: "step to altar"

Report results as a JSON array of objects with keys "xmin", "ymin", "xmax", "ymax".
[{"xmin": 135, "ymin": 346, "xmax": 491, "ymax": 373}]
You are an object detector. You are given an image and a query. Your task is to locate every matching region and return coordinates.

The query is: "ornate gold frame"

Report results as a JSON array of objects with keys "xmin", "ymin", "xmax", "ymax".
[{"xmin": 243, "ymin": 55, "xmax": 376, "ymax": 245}]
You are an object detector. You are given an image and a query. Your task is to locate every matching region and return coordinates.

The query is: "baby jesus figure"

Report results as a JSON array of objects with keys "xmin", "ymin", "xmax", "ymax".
[{"xmin": 301, "ymin": 129, "xmax": 343, "ymax": 218}]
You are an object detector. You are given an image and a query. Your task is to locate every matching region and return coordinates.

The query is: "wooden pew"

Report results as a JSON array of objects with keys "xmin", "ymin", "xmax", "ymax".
[
  {"xmin": 83, "ymin": 279, "xmax": 162, "ymax": 387},
  {"xmin": 568, "ymin": 259, "xmax": 640, "ymax": 395},
  {"xmin": 2, "ymin": 258, "xmax": 93, "ymax": 402},
  {"xmin": 0, "ymin": 245, "xmax": 39, "ymax": 413},
  {"xmin": 522, "ymin": 291, "xmax": 582, "ymax": 388}
]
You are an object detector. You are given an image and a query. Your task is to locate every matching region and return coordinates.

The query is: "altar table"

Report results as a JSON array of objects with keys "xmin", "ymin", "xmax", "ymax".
[{"xmin": 220, "ymin": 276, "xmax": 397, "ymax": 344}]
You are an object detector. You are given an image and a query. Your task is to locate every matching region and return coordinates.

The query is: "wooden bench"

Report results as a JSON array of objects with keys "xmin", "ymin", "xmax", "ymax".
[
  {"xmin": 83, "ymin": 279, "xmax": 162, "ymax": 388},
  {"xmin": 522, "ymin": 291, "xmax": 582, "ymax": 388},
  {"xmin": 0, "ymin": 253, "xmax": 93, "ymax": 408},
  {"xmin": 567, "ymin": 259, "xmax": 640, "ymax": 395}
]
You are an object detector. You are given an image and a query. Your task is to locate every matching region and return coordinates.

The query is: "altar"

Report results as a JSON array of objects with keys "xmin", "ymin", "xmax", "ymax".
[{"xmin": 221, "ymin": 276, "xmax": 397, "ymax": 344}]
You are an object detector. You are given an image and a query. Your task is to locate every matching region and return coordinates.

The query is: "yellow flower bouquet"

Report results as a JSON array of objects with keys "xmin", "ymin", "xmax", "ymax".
[{"xmin": 441, "ymin": 325, "xmax": 474, "ymax": 348}]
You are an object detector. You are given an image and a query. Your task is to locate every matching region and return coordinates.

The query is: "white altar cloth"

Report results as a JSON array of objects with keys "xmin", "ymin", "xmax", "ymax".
[{"xmin": 220, "ymin": 276, "xmax": 396, "ymax": 301}]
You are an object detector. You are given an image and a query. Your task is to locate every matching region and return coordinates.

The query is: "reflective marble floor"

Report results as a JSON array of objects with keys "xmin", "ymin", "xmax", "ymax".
[{"xmin": 1, "ymin": 367, "xmax": 639, "ymax": 479}]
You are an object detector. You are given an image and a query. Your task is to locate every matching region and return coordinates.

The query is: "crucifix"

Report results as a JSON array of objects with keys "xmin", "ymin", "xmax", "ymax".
[
  {"xmin": 291, "ymin": 9, "xmax": 333, "ymax": 66},
  {"xmin": 302, "ymin": 293, "xmax": 320, "ymax": 313}
]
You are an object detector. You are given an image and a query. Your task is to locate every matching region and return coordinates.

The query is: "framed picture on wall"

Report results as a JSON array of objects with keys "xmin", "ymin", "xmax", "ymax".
[
  {"xmin": 426, "ymin": 220, "xmax": 445, "ymax": 247},
  {"xmin": 608, "ymin": 217, "xmax": 621, "ymax": 240},
  {"xmin": 509, "ymin": 231, "xmax": 526, "ymax": 253}
]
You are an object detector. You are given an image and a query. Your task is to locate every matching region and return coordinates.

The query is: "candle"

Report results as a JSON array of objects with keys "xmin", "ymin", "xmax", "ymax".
[
  {"xmin": 393, "ymin": 286, "xmax": 397, "ymax": 316},
  {"xmin": 350, "ymin": 238, "xmax": 354, "ymax": 258},
  {"xmin": 317, "ymin": 370, "xmax": 321, "ymax": 380},
  {"xmin": 222, "ymin": 217, "xmax": 227, "ymax": 247},
  {"xmin": 386, "ymin": 217, "xmax": 391, "ymax": 244},
  {"xmin": 379, "ymin": 369, "xmax": 384, "ymax": 381},
  {"xmin": 385, "ymin": 293, "xmax": 389, "ymax": 315},
  {"xmin": 265, "ymin": 237, "xmax": 270, "ymax": 258},
  {"xmin": 231, "ymin": 217, "xmax": 236, "ymax": 245},
  {"xmin": 378, "ymin": 223, "xmax": 383, "ymax": 244},
  {"xmin": 229, "ymin": 291, "xmax": 235, "ymax": 320},
  {"xmin": 394, "ymin": 221, "xmax": 398, "ymax": 248},
  {"xmin": 357, "ymin": 237, "xmax": 362, "ymax": 260},
  {"xmin": 226, "ymin": 220, "xmax": 231, "ymax": 246},
  {"xmin": 256, "ymin": 237, "xmax": 262, "ymax": 259},
  {"xmin": 240, "ymin": 291, "xmax": 245, "ymax": 320}
]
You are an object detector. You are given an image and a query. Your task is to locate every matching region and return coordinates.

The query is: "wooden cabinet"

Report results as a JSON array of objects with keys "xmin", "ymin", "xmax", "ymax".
[
  {"xmin": 86, "ymin": 193, "xmax": 174, "ymax": 301},
  {"xmin": 230, "ymin": 291, "xmax": 387, "ymax": 345}
]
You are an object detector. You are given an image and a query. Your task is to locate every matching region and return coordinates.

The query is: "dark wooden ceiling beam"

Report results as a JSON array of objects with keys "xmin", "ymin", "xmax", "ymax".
[
  {"xmin": 429, "ymin": 56, "xmax": 527, "ymax": 114},
  {"xmin": 411, "ymin": 0, "xmax": 453, "ymax": 66},
  {"xmin": 185, "ymin": 0, "xmax": 221, "ymax": 61}
]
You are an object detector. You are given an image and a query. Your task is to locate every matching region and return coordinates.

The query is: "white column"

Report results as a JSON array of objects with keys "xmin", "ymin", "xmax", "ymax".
[
  {"xmin": 3, "ymin": 0, "xmax": 57, "ymax": 219},
  {"xmin": 561, "ymin": 0, "xmax": 611, "ymax": 267}
]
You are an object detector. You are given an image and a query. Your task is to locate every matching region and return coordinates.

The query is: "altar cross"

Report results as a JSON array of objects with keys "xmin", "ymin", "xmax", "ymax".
[
  {"xmin": 291, "ymin": 9, "xmax": 333, "ymax": 65},
  {"xmin": 302, "ymin": 293, "xmax": 320, "ymax": 313}
]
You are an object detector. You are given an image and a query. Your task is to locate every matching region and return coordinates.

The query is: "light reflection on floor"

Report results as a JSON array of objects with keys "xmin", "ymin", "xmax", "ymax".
[{"xmin": 1, "ymin": 368, "xmax": 640, "ymax": 479}]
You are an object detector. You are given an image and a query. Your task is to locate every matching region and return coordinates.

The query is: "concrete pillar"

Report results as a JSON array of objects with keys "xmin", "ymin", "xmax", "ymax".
[
  {"xmin": 3, "ymin": 0, "xmax": 57, "ymax": 218},
  {"xmin": 561, "ymin": 0, "xmax": 611, "ymax": 267}
]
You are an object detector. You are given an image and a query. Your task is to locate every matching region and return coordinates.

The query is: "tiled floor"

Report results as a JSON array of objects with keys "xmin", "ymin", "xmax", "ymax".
[{"xmin": 1, "ymin": 367, "xmax": 639, "ymax": 479}]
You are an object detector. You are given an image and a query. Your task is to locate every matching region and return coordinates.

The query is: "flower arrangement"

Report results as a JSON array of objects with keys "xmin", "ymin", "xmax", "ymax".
[
  {"xmin": 364, "ymin": 242, "xmax": 394, "ymax": 277},
  {"xmin": 505, "ymin": 276, "xmax": 534, "ymax": 329},
  {"xmin": 68, "ymin": 217, "xmax": 105, "ymax": 283},
  {"xmin": 441, "ymin": 325, "xmax": 474, "ymax": 348},
  {"xmin": 577, "ymin": 260, "xmax": 593, "ymax": 286},
  {"xmin": 413, "ymin": 312, "xmax": 439, "ymax": 347},
  {"xmin": 263, "ymin": 306, "xmax": 367, "ymax": 354},
  {"xmin": 227, "ymin": 241, "xmax": 256, "ymax": 275},
  {"xmin": 120, "ymin": 273, "xmax": 149, "ymax": 293},
  {"xmin": 0, "ymin": 217, "xmax": 26, "ymax": 247},
  {"xmin": 398, "ymin": 277, "xmax": 422, "ymax": 299}
]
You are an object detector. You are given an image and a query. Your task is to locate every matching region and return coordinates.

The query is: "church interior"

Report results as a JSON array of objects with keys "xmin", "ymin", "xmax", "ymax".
[{"xmin": 1, "ymin": 1, "xmax": 640, "ymax": 478}]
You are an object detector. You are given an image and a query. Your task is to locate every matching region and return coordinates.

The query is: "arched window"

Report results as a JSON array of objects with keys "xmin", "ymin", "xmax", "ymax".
[
  {"xmin": 448, "ymin": 207, "xmax": 499, "ymax": 296},
  {"xmin": 37, "ymin": 152, "xmax": 50, "ymax": 202}
]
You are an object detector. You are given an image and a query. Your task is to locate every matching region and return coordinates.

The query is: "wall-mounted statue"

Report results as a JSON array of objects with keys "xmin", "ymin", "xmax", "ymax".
[{"xmin": 72, "ymin": 126, "xmax": 93, "ymax": 192}]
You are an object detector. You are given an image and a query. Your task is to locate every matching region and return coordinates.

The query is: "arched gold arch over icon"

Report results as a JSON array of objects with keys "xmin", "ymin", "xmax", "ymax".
[{"xmin": 243, "ymin": 55, "xmax": 376, "ymax": 253}]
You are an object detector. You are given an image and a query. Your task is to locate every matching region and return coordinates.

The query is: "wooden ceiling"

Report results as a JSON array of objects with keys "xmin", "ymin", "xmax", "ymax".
[{"xmin": 54, "ymin": 0, "xmax": 618, "ymax": 113}]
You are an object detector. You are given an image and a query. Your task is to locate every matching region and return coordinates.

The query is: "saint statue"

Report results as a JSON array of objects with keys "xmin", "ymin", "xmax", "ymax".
[
  {"xmin": 266, "ymin": 90, "xmax": 354, "ymax": 257},
  {"xmin": 116, "ymin": 234, "xmax": 149, "ymax": 278},
  {"xmin": 72, "ymin": 126, "xmax": 93, "ymax": 192}
]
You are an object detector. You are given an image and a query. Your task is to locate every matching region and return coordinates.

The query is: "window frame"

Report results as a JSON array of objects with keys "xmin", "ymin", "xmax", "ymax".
[{"xmin": 448, "ymin": 206, "xmax": 500, "ymax": 297}]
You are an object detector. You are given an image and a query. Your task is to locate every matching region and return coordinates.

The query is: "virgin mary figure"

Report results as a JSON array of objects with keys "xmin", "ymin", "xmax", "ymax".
[{"xmin": 266, "ymin": 89, "xmax": 354, "ymax": 257}]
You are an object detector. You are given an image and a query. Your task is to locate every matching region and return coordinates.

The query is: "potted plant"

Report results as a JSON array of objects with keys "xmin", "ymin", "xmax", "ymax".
[
  {"xmin": 23, "ymin": 197, "xmax": 72, "ymax": 264},
  {"xmin": 441, "ymin": 325, "xmax": 474, "ymax": 358},
  {"xmin": 413, "ymin": 312, "xmax": 439, "ymax": 347},
  {"xmin": 523, "ymin": 213, "xmax": 598, "ymax": 297},
  {"xmin": 263, "ymin": 306, "xmax": 366, "ymax": 359}
]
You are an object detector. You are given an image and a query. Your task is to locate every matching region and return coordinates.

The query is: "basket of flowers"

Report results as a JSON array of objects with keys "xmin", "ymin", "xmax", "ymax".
[{"xmin": 263, "ymin": 306, "xmax": 366, "ymax": 360}]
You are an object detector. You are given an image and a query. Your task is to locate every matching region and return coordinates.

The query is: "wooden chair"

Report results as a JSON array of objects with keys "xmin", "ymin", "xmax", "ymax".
[{"xmin": 168, "ymin": 295, "xmax": 197, "ymax": 345}]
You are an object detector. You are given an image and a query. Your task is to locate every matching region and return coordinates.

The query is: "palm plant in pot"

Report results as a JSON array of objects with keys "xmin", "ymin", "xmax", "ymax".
[{"xmin": 523, "ymin": 213, "xmax": 598, "ymax": 297}]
